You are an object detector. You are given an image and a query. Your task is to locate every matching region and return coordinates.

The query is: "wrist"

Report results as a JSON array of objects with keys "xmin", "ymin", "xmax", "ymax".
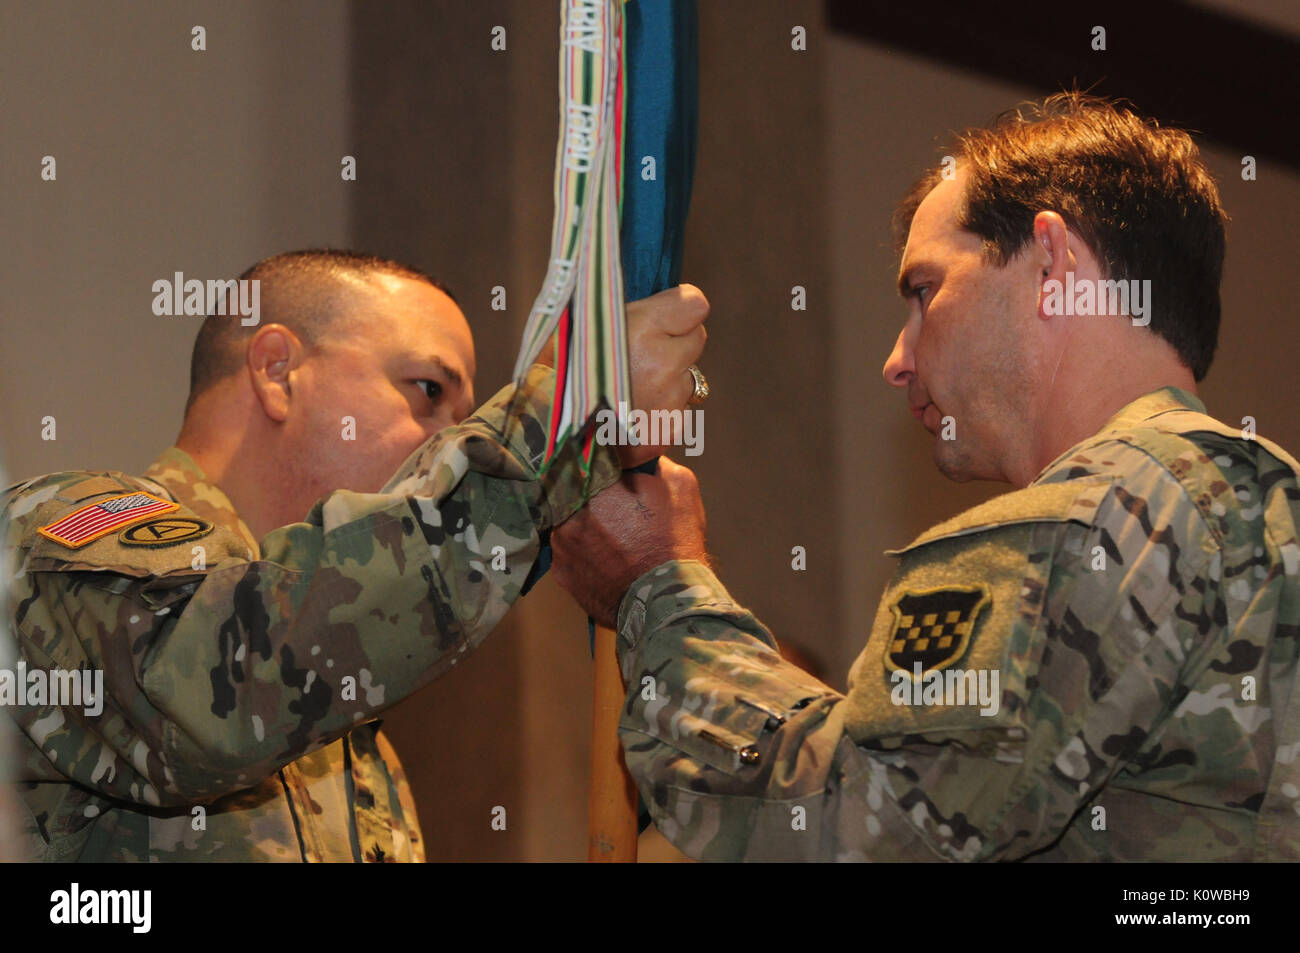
[{"xmin": 615, "ymin": 558, "xmax": 720, "ymax": 661}]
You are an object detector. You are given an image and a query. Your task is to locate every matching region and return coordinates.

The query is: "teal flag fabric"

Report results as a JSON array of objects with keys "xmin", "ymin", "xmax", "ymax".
[
  {"xmin": 523, "ymin": 0, "xmax": 698, "ymax": 600},
  {"xmin": 620, "ymin": 0, "xmax": 698, "ymax": 299}
]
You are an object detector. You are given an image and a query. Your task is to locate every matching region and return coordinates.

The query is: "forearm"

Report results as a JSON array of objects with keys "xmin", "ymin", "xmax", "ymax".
[
  {"xmin": 13, "ymin": 365, "xmax": 619, "ymax": 804},
  {"xmin": 613, "ymin": 560, "xmax": 879, "ymax": 861},
  {"xmin": 156, "ymin": 367, "xmax": 618, "ymax": 794}
]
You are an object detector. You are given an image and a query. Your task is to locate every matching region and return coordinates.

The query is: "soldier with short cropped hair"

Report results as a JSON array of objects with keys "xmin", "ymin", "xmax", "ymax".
[{"xmin": 2, "ymin": 249, "xmax": 709, "ymax": 861}]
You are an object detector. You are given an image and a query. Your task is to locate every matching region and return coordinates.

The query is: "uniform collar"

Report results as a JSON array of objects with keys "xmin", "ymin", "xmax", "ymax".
[
  {"xmin": 1033, "ymin": 386, "xmax": 1207, "ymax": 483},
  {"xmin": 1096, "ymin": 385, "xmax": 1206, "ymax": 432},
  {"xmin": 144, "ymin": 447, "xmax": 260, "ymax": 558}
]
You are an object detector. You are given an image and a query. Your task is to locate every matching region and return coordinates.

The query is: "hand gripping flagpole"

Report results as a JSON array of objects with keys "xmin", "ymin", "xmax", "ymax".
[
  {"xmin": 513, "ymin": 0, "xmax": 697, "ymax": 862},
  {"xmin": 591, "ymin": 0, "xmax": 698, "ymax": 864}
]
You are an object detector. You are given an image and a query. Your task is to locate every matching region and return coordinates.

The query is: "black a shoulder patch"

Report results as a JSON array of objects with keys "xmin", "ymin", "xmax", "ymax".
[{"xmin": 119, "ymin": 516, "xmax": 213, "ymax": 547}]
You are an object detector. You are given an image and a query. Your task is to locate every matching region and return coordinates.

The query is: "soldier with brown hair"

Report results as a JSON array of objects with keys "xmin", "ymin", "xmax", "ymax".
[{"xmin": 552, "ymin": 93, "xmax": 1300, "ymax": 861}]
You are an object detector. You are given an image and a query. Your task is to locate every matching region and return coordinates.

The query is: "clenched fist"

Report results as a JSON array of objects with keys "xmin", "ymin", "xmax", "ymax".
[
  {"xmin": 551, "ymin": 458, "xmax": 708, "ymax": 628},
  {"xmin": 621, "ymin": 285, "xmax": 708, "ymax": 468},
  {"xmin": 531, "ymin": 286, "xmax": 707, "ymax": 467}
]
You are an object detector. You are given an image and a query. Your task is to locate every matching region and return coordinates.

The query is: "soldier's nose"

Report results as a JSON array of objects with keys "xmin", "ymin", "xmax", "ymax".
[{"xmin": 883, "ymin": 327, "xmax": 914, "ymax": 387}]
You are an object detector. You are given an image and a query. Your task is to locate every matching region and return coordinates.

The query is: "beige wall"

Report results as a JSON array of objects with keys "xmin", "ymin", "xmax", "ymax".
[
  {"xmin": 3, "ymin": 1, "xmax": 1296, "ymax": 861},
  {"xmin": 0, "ymin": 1, "xmax": 351, "ymax": 476}
]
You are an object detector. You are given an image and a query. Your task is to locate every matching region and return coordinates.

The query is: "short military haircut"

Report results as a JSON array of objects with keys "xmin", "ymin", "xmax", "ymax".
[
  {"xmin": 185, "ymin": 249, "xmax": 456, "ymax": 413},
  {"xmin": 892, "ymin": 92, "xmax": 1228, "ymax": 381}
]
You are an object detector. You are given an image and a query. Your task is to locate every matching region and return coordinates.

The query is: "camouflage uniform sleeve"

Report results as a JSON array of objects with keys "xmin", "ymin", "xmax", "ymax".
[
  {"xmin": 6, "ymin": 364, "xmax": 618, "ymax": 807},
  {"xmin": 616, "ymin": 447, "xmax": 1216, "ymax": 861}
]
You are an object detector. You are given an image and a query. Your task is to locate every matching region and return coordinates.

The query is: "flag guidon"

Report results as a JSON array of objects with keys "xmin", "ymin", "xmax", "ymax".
[{"xmin": 39, "ymin": 492, "xmax": 179, "ymax": 549}]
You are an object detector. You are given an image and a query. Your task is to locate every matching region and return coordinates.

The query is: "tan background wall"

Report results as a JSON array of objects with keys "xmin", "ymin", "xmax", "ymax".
[
  {"xmin": 3, "ymin": 1, "xmax": 1296, "ymax": 860},
  {"xmin": 0, "ymin": 1, "xmax": 351, "ymax": 473}
]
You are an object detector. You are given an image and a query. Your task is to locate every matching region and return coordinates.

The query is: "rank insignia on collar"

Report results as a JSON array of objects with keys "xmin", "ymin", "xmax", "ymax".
[
  {"xmin": 885, "ymin": 585, "xmax": 990, "ymax": 678},
  {"xmin": 119, "ymin": 516, "xmax": 213, "ymax": 547},
  {"xmin": 38, "ymin": 492, "xmax": 179, "ymax": 549}
]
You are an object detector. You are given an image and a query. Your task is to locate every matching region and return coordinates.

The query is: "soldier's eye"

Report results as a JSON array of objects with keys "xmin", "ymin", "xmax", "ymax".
[{"xmin": 416, "ymin": 380, "xmax": 442, "ymax": 401}]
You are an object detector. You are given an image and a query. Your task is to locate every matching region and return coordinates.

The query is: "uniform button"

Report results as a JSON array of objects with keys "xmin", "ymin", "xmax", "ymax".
[{"xmin": 739, "ymin": 746, "xmax": 760, "ymax": 766}]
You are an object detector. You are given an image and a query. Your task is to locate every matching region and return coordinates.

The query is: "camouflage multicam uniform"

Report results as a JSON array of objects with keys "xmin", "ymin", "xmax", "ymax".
[
  {"xmin": 2, "ymin": 365, "xmax": 618, "ymax": 861},
  {"xmin": 616, "ymin": 388, "xmax": 1300, "ymax": 860}
]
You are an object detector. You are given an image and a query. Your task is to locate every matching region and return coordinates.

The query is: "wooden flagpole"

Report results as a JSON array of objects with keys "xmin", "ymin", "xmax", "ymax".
[{"xmin": 587, "ymin": 624, "xmax": 639, "ymax": 861}]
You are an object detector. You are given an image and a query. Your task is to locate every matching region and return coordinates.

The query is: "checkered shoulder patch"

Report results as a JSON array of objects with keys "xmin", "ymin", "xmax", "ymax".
[{"xmin": 885, "ymin": 585, "xmax": 990, "ymax": 677}]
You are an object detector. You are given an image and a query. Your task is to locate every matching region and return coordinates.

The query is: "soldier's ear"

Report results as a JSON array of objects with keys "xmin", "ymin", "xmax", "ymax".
[
  {"xmin": 1032, "ymin": 211, "xmax": 1074, "ymax": 321},
  {"xmin": 246, "ymin": 324, "xmax": 302, "ymax": 423}
]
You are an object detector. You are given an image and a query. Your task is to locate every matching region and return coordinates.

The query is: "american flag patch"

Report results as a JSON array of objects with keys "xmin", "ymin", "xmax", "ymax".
[{"xmin": 38, "ymin": 491, "xmax": 179, "ymax": 549}]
